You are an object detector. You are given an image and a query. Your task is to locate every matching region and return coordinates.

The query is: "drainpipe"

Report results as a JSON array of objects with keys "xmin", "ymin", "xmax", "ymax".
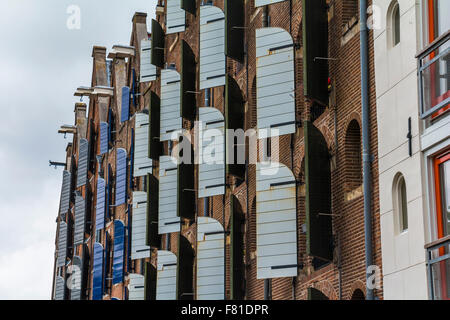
[{"xmin": 360, "ymin": 0, "xmax": 374, "ymax": 300}]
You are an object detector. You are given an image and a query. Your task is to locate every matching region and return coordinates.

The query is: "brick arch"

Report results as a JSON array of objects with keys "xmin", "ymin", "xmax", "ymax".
[
  {"xmin": 318, "ymin": 124, "xmax": 334, "ymax": 152},
  {"xmin": 310, "ymin": 280, "xmax": 338, "ymax": 300},
  {"xmin": 347, "ymin": 280, "xmax": 366, "ymax": 300},
  {"xmin": 343, "ymin": 111, "xmax": 362, "ymax": 134},
  {"xmin": 344, "ymin": 117, "xmax": 363, "ymax": 191}
]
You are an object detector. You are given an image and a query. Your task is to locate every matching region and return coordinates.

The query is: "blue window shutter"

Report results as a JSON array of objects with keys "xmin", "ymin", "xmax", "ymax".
[
  {"xmin": 113, "ymin": 220, "xmax": 125, "ymax": 284},
  {"xmin": 92, "ymin": 242, "xmax": 104, "ymax": 300},
  {"xmin": 115, "ymin": 148, "xmax": 127, "ymax": 206},
  {"xmin": 70, "ymin": 256, "xmax": 83, "ymax": 300},
  {"xmin": 77, "ymin": 138, "xmax": 89, "ymax": 187},
  {"xmin": 107, "ymin": 164, "xmax": 113, "ymax": 219},
  {"xmin": 121, "ymin": 86, "xmax": 130, "ymax": 122},
  {"xmin": 103, "ymin": 236, "xmax": 109, "ymax": 294},
  {"xmin": 108, "ymin": 110, "xmax": 113, "ymax": 149},
  {"xmin": 96, "ymin": 178, "xmax": 106, "ymax": 231},
  {"xmin": 127, "ymin": 203, "xmax": 132, "ymax": 273},
  {"xmin": 100, "ymin": 122, "xmax": 109, "ymax": 155},
  {"xmin": 54, "ymin": 276, "xmax": 65, "ymax": 300}
]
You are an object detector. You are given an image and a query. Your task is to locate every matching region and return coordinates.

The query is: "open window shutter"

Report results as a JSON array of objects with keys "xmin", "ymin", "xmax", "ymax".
[
  {"xmin": 151, "ymin": 19, "xmax": 165, "ymax": 68},
  {"xmin": 70, "ymin": 256, "xmax": 83, "ymax": 300},
  {"xmin": 255, "ymin": 0, "xmax": 286, "ymax": 7},
  {"xmin": 230, "ymin": 195, "xmax": 245, "ymax": 300},
  {"xmin": 198, "ymin": 107, "xmax": 225, "ymax": 198},
  {"xmin": 256, "ymin": 162, "xmax": 297, "ymax": 279},
  {"xmin": 134, "ymin": 113, "xmax": 153, "ymax": 177},
  {"xmin": 115, "ymin": 148, "xmax": 127, "ymax": 206},
  {"xmin": 158, "ymin": 156, "xmax": 180, "ymax": 234},
  {"xmin": 77, "ymin": 139, "xmax": 89, "ymax": 187},
  {"xmin": 140, "ymin": 39, "xmax": 157, "ymax": 82},
  {"xmin": 156, "ymin": 250, "xmax": 177, "ymax": 300},
  {"xmin": 131, "ymin": 191, "xmax": 150, "ymax": 260},
  {"xmin": 144, "ymin": 262, "xmax": 157, "ymax": 300},
  {"xmin": 181, "ymin": 0, "xmax": 196, "ymax": 15},
  {"xmin": 100, "ymin": 122, "xmax": 109, "ymax": 155},
  {"xmin": 121, "ymin": 86, "xmax": 130, "ymax": 123},
  {"xmin": 200, "ymin": 5, "xmax": 226, "ymax": 89},
  {"xmin": 129, "ymin": 129, "xmax": 134, "ymax": 190},
  {"xmin": 54, "ymin": 276, "xmax": 65, "ymax": 300},
  {"xmin": 59, "ymin": 171, "xmax": 71, "ymax": 219},
  {"xmin": 302, "ymin": 0, "xmax": 328, "ymax": 105},
  {"xmin": 96, "ymin": 178, "xmax": 106, "ymax": 231},
  {"xmin": 256, "ymin": 27, "xmax": 296, "ymax": 139},
  {"xmin": 103, "ymin": 235, "xmax": 110, "ymax": 292},
  {"xmin": 304, "ymin": 121, "xmax": 332, "ymax": 261},
  {"xmin": 181, "ymin": 40, "xmax": 196, "ymax": 120},
  {"xmin": 74, "ymin": 195, "xmax": 86, "ymax": 245},
  {"xmin": 57, "ymin": 221, "xmax": 68, "ymax": 267},
  {"xmin": 166, "ymin": 0, "xmax": 186, "ymax": 34},
  {"xmin": 177, "ymin": 234, "xmax": 194, "ymax": 300},
  {"xmin": 196, "ymin": 217, "xmax": 225, "ymax": 300},
  {"xmin": 178, "ymin": 162, "xmax": 195, "ymax": 220},
  {"xmin": 128, "ymin": 274, "xmax": 145, "ymax": 300},
  {"xmin": 225, "ymin": 0, "xmax": 244, "ymax": 62},
  {"xmin": 148, "ymin": 92, "xmax": 162, "ymax": 159},
  {"xmin": 160, "ymin": 69, "xmax": 182, "ymax": 141},
  {"xmin": 92, "ymin": 242, "xmax": 104, "ymax": 300},
  {"xmin": 112, "ymin": 220, "xmax": 125, "ymax": 284},
  {"xmin": 147, "ymin": 173, "xmax": 160, "ymax": 248},
  {"xmin": 225, "ymin": 75, "xmax": 245, "ymax": 179}
]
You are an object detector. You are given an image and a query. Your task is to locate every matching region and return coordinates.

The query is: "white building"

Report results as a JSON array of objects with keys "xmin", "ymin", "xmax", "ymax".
[{"xmin": 374, "ymin": 0, "xmax": 449, "ymax": 300}]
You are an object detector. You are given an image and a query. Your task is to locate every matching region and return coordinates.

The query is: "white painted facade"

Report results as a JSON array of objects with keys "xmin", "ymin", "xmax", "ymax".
[{"xmin": 374, "ymin": 0, "xmax": 450, "ymax": 300}]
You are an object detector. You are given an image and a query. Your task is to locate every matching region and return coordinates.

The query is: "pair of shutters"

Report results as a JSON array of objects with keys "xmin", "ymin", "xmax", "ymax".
[
  {"xmin": 198, "ymin": 107, "xmax": 225, "ymax": 198},
  {"xmin": 196, "ymin": 217, "xmax": 225, "ymax": 300}
]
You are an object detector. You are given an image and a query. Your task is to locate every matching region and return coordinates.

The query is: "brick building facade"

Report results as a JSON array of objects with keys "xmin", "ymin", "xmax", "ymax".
[{"xmin": 52, "ymin": 0, "xmax": 382, "ymax": 300}]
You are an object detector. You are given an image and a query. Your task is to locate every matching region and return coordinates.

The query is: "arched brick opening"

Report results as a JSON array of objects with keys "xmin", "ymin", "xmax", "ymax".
[
  {"xmin": 344, "ymin": 119, "xmax": 362, "ymax": 192},
  {"xmin": 348, "ymin": 280, "xmax": 367, "ymax": 300},
  {"xmin": 308, "ymin": 280, "xmax": 338, "ymax": 300}
]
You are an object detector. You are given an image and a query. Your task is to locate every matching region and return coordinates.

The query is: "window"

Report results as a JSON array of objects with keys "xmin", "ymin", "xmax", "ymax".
[
  {"xmin": 344, "ymin": 120, "xmax": 362, "ymax": 191},
  {"xmin": 388, "ymin": 1, "xmax": 401, "ymax": 47},
  {"xmin": 394, "ymin": 174, "xmax": 408, "ymax": 233}
]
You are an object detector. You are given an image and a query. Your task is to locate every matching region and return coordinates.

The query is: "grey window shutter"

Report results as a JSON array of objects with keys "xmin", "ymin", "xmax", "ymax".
[
  {"xmin": 54, "ymin": 275, "xmax": 65, "ymax": 300},
  {"xmin": 148, "ymin": 92, "xmax": 162, "ymax": 160},
  {"xmin": 200, "ymin": 5, "xmax": 226, "ymax": 89},
  {"xmin": 156, "ymin": 250, "xmax": 177, "ymax": 300},
  {"xmin": 96, "ymin": 178, "xmax": 106, "ymax": 231},
  {"xmin": 140, "ymin": 39, "xmax": 157, "ymax": 83},
  {"xmin": 198, "ymin": 107, "xmax": 225, "ymax": 198},
  {"xmin": 225, "ymin": 75, "xmax": 245, "ymax": 179},
  {"xmin": 304, "ymin": 121, "xmax": 332, "ymax": 261},
  {"xmin": 77, "ymin": 138, "xmax": 89, "ymax": 187},
  {"xmin": 166, "ymin": 0, "xmax": 186, "ymax": 34},
  {"xmin": 70, "ymin": 256, "xmax": 83, "ymax": 300},
  {"xmin": 178, "ymin": 161, "xmax": 195, "ymax": 220},
  {"xmin": 256, "ymin": 27, "xmax": 296, "ymax": 139},
  {"xmin": 74, "ymin": 194, "xmax": 86, "ymax": 245},
  {"xmin": 144, "ymin": 262, "xmax": 157, "ymax": 300},
  {"xmin": 302, "ymin": 0, "xmax": 328, "ymax": 105},
  {"xmin": 99, "ymin": 122, "xmax": 108, "ymax": 155},
  {"xmin": 196, "ymin": 217, "xmax": 225, "ymax": 300},
  {"xmin": 56, "ymin": 221, "xmax": 68, "ymax": 267},
  {"xmin": 160, "ymin": 69, "xmax": 182, "ymax": 141},
  {"xmin": 131, "ymin": 191, "xmax": 150, "ymax": 260},
  {"xmin": 177, "ymin": 234, "xmax": 194, "ymax": 300},
  {"xmin": 151, "ymin": 19, "xmax": 165, "ymax": 68},
  {"xmin": 225, "ymin": 0, "xmax": 244, "ymax": 62},
  {"xmin": 59, "ymin": 171, "xmax": 71, "ymax": 219},
  {"xmin": 158, "ymin": 156, "xmax": 180, "ymax": 234},
  {"xmin": 256, "ymin": 162, "xmax": 297, "ymax": 279},
  {"xmin": 255, "ymin": 0, "xmax": 287, "ymax": 7},
  {"xmin": 181, "ymin": 40, "xmax": 196, "ymax": 121},
  {"xmin": 134, "ymin": 113, "xmax": 153, "ymax": 177},
  {"xmin": 146, "ymin": 174, "xmax": 160, "ymax": 248},
  {"xmin": 128, "ymin": 273, "xmax": 145, "ymax": 300},
  {"xmin": 115, "ymin": 148, "xmax": 127, "ymax": 206}
]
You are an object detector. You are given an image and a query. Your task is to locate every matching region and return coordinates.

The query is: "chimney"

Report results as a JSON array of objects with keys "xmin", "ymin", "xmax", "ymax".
[
  {"xmin": 74, "ymin": 102, "xmax": 87, "ymax": 126},
  {"xmin": 92, "ymin": 46, "xmax": 108, "ymax": 86},
  {"xmin": 132, "ymin": 12, "xmax": 147, "ymax": 25}
]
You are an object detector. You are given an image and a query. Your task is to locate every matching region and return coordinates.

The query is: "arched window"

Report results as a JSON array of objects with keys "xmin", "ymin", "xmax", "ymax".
[
  {"xmin": 393, "ymin": 174, "xmax": 408, "ymax": 233},
  {"xmin": 388, "ymin": 1, "xmax": 401, "ymax": 47},
  {"xmin": 344, "ymin": 120, "xmax": 362, "ymax": 191}
]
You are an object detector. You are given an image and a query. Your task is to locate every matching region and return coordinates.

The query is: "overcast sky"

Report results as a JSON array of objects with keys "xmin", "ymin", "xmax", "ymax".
[{"xmin": 0, "ymin": 0, "xmax": 156, "ymax": 300}]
